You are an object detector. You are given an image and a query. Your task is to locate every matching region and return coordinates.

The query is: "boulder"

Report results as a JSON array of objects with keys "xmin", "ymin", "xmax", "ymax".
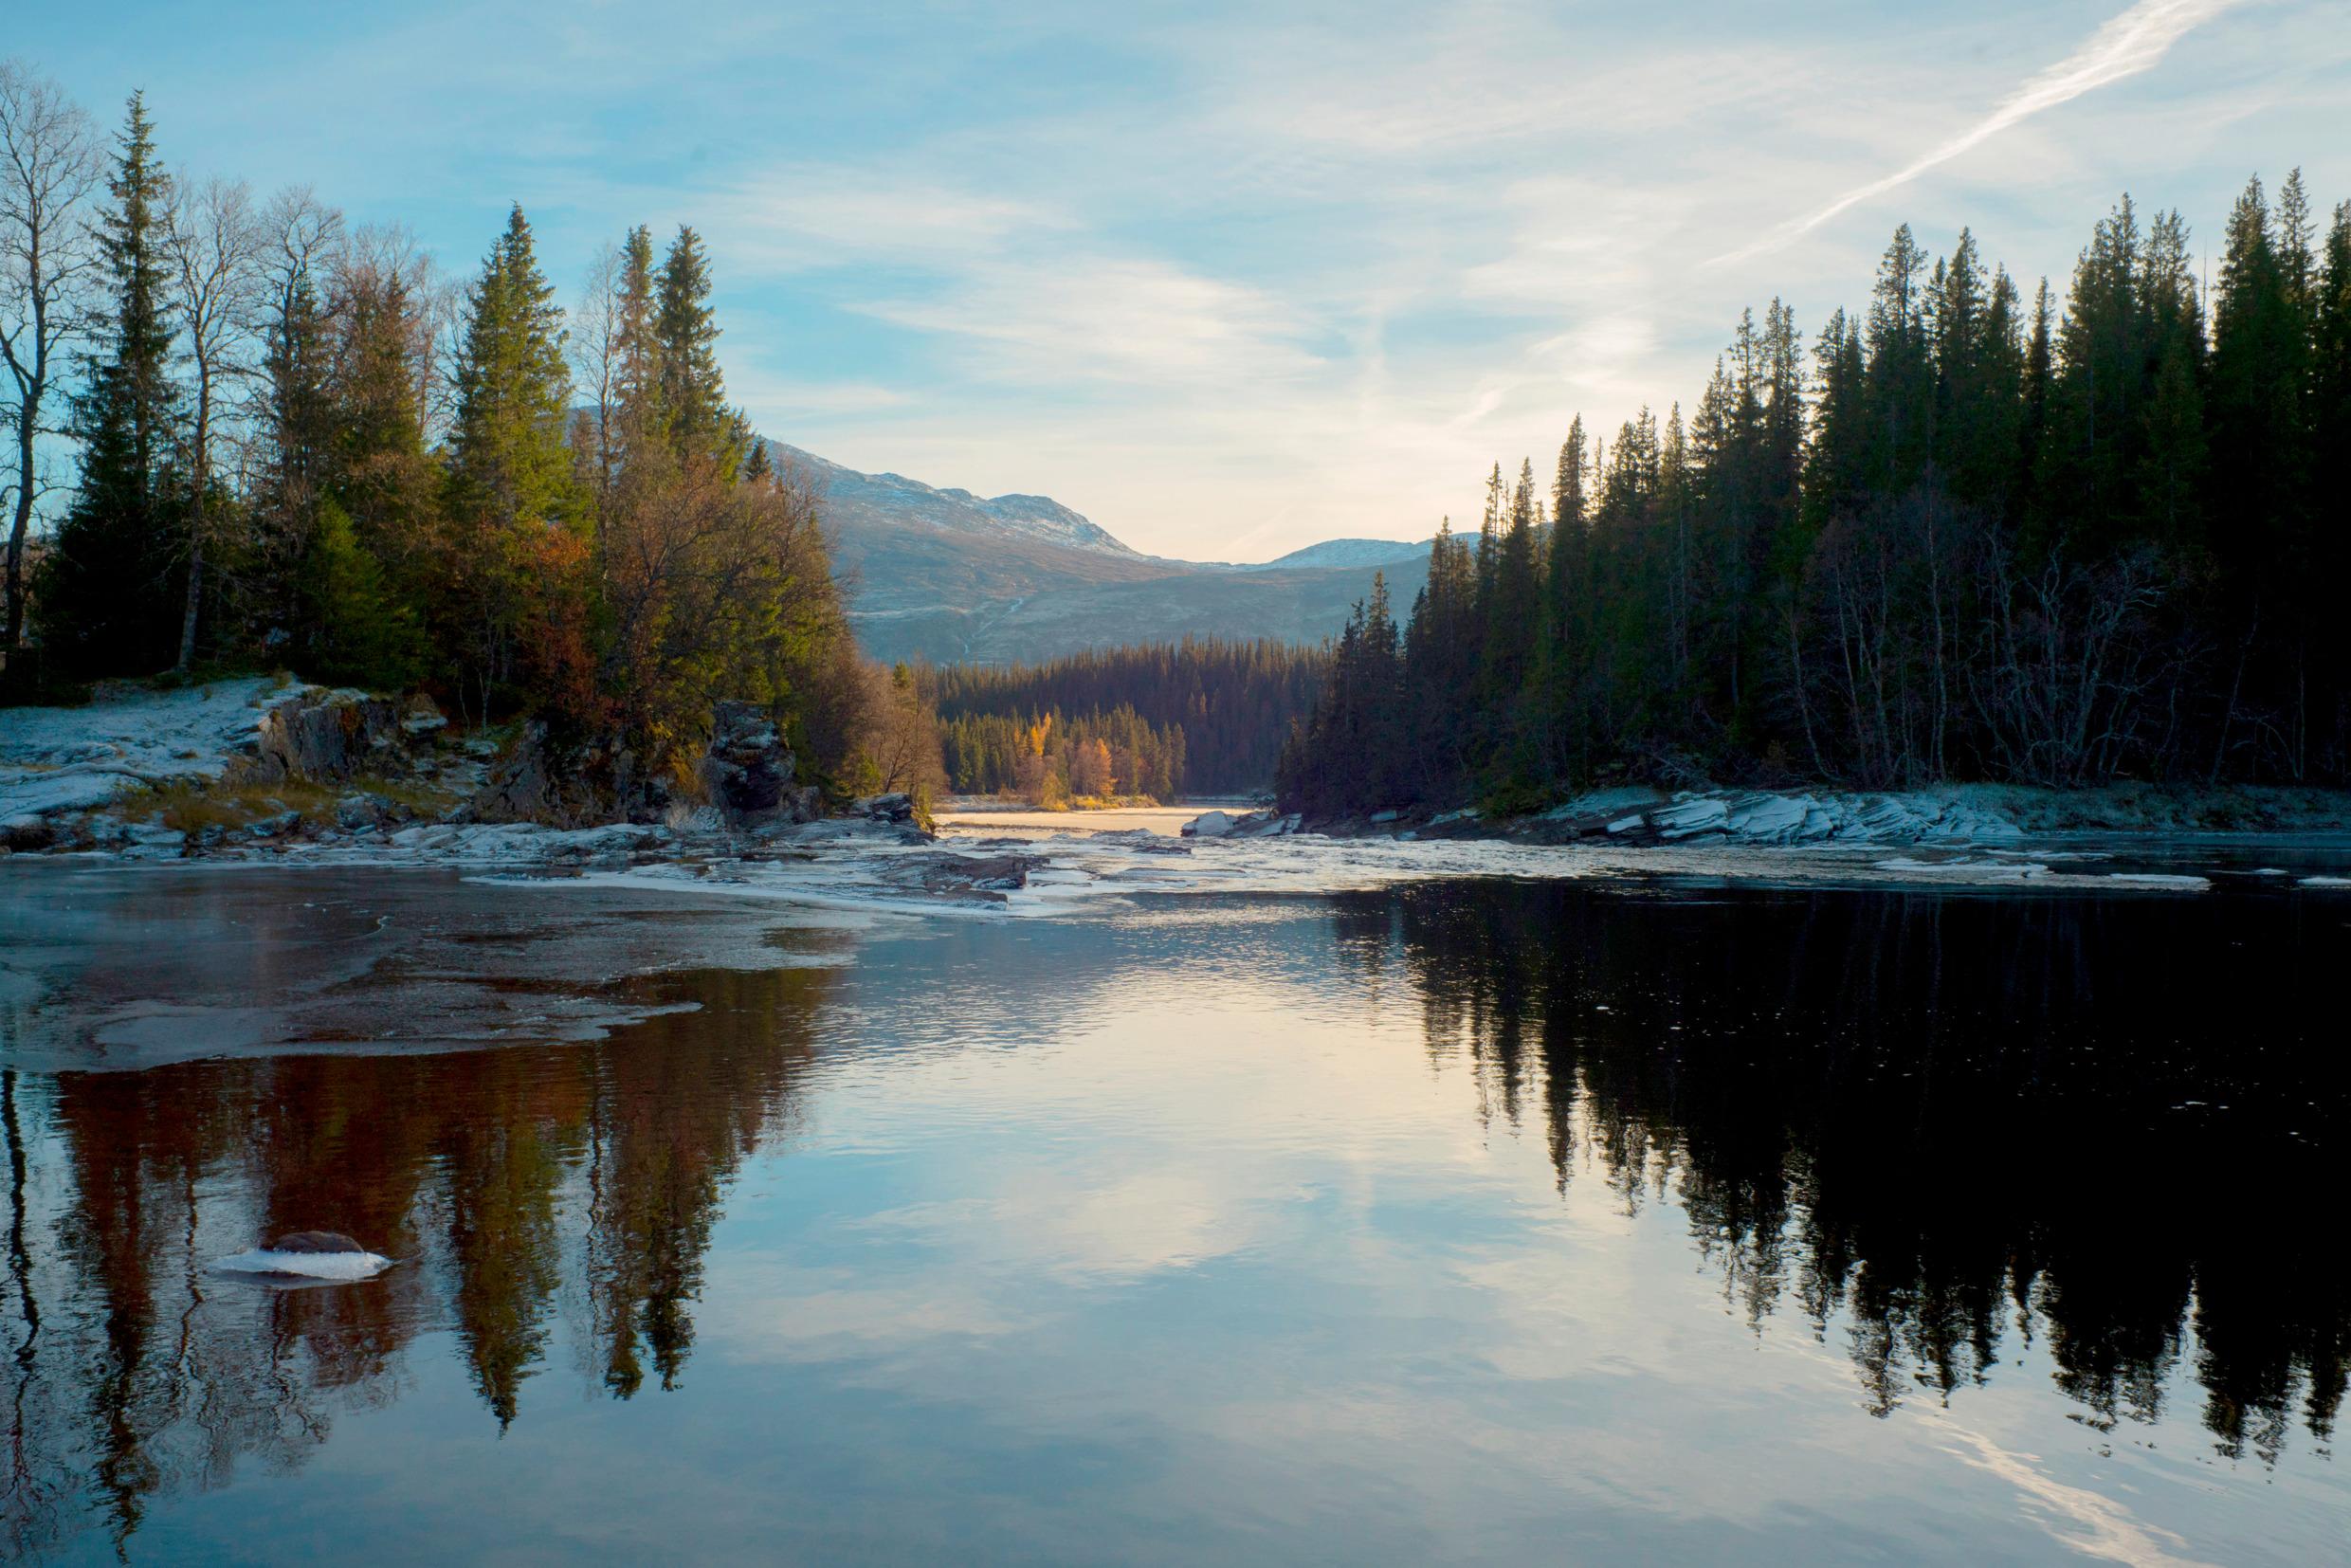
[
  {"xmin": 699, "ymin": 701, "xmax": 799, "ymax": 827},
  {"xmin": 853, "ymin": 792, "xmax": 916, "ymax": 825},
  {"xmin": 1185, "ymin": 807, "xmax": 1297, "ymax": 839},
  {"xmin": 336, "ymin": 792, "xmax": 408, "ymax": 831},
  {"xmin": 251, "ymin": 690, "xmax": 408, "ymax": 782},
  {"xmin": 920, "ymin": 852, "xmax": 1035, "ymax": 893}
]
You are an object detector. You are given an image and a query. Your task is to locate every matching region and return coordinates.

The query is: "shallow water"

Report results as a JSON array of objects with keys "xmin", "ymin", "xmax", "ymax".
[{"xmin": 0, "ymin": 864, "xmax": 2344, "ymax": 1563}]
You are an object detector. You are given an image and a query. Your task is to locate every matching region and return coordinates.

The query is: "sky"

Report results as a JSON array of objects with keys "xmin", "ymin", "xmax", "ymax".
[{"xmin": 15, "ymin": 0, "xmax": 2349, "ymax": 560}]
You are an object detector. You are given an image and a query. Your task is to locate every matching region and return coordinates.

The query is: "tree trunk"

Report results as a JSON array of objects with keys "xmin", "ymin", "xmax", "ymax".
[
  {"xmin": 3, "ymin": 410, "xmax": 33, "ymax": 653},
  {"xmin": 174, "ymin": 389, "xmax": 210, "ymax": 673}
]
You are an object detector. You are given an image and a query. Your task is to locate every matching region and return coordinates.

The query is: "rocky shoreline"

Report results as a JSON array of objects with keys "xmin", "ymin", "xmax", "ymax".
[
  {"xmin": 0, "ymin": 676, "xmax": 1069, "ymax": 904},
  {"xmin": 1239, "ymin": 780, "xmax": 2351, "ymax": 849}
]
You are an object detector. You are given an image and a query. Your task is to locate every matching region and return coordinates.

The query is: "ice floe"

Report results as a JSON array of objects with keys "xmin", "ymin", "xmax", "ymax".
[{"xmin": 212, "ymin": 1241, "xmax": 395, "ymax": 1282}]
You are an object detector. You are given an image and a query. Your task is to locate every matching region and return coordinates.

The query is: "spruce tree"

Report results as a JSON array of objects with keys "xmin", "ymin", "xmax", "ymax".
[
  {"xmin": 35, "ymin": 92, "xmax": 181, "ymax": 676},
  {"xmin": 1481, "ymin": 458, "xmax": 1542, "ymax": 714},
  {"xmin": 655, "ymin": 225, "xmax": 732, "ymax": 467},
  {"xmin": 614, "ymin": 224, "xmax": 660, "ymax": 450},
  {"xmin": 445, "ymin": 204, "xmax": 581, "ymax": 708},
  {"xmin": 2207, "ymin": 175, "xmax": 2317, "ymax": 773},
  {"xmin": 449, "ymin": 205, "xmax": 575, "ymax": 531}
]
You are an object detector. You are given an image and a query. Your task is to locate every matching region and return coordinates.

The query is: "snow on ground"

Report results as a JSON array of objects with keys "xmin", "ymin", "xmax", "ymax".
[
  {"xmin": 0, "ymin": 676, "xmax": 285, "ymax": 821},
  {"xmin": 1552, "ymin": 786, "xmax": 2025, "ymax": 845}
]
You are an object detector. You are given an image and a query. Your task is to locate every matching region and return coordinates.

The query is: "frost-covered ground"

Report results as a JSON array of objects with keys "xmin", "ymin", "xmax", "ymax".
[
  {"xmin": 9, "ymin": 682, "xmax": 2351, "ymax": 911},
  {"xmin": 0, "ymin": 675, "xmax": 287, "ymax": 821}
]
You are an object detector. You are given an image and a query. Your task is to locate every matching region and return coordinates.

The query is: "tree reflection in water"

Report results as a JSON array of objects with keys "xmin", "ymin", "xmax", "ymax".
[
  {"xmin": 4, "ymin": 880, "xmax": 2345, "ymax": 1559},
  {"xmin": 1, "ymin": 964, "xmax": 829, "ymax": 1559},
  {"xmin": 1328, "ymin": 882, "xmax": 2348, "ymax": 1463}
]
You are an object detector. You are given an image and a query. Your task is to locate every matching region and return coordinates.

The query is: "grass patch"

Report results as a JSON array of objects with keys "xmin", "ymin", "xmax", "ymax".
[{"xmin": 127, "ymin": 773, "xmax": 458, "ymax": 832}]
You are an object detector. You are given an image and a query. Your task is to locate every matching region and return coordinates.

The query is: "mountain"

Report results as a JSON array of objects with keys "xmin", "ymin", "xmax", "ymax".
[
  {"xmin": 1237, "ymin": 538, "xmax": 1431, "ymax": 572},
  {"xmin": 781, "ymin": 444, "xmax": 1427, "ymax": 665},
  {"xmin": 773, "ymin": 444, "xmax": 1139, "ymax": 558}
]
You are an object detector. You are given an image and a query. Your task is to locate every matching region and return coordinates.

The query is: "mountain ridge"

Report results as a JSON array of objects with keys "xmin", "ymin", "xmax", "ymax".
[{"xmin": 775, "ymin": 442, "xmax": 1429, "ymax": 665}]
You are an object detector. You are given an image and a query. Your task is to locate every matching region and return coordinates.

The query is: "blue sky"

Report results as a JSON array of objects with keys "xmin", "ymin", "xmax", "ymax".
[{"xmin": 16, "ymin": 0, "xmax": 2349, "ymax": 559}]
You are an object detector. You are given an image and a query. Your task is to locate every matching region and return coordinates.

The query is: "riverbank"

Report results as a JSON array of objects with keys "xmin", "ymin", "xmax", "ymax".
[
  {"xmin": 1279, "ymin": 779, "xmax": 2351, "ymax": 848},
  {"xmin": 9, "ymin": 680, "xmax": 2351, "ymax": 904}
]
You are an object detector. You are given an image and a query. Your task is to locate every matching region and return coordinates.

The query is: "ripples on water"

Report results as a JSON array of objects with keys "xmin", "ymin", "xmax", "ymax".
[{"xmin": 0, "ymin": 866, "xmax": 2343, "ymax": 1563}]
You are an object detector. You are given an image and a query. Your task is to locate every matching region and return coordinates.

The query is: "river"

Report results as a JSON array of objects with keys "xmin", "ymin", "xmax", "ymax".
[{"xmin": 0, "ymin": 861, "xmax": 2342, "ymax": 1562}]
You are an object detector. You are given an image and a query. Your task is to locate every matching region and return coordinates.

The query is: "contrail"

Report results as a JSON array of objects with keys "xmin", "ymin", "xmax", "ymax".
[{"xmin": 1712, "ymin": 0, "xmax": 2246, "ymax": 266}]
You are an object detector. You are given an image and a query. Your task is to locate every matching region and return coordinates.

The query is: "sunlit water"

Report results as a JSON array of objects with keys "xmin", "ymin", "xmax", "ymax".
[{"xmin": 0, "ymin": 864, "xmax": 2343, "ymax": 1563}]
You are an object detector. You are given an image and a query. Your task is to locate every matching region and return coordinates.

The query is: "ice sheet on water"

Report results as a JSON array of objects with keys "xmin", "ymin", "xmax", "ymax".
[{"xmin": 211, "ymin": 1247, "xmax": 395, "ymax": 1282}]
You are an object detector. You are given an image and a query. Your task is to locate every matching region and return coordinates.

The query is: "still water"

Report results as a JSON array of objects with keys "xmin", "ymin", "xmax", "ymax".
[{"xmin": 0, "ymin": 865, "xmax": 2343, "ymax": 1563}]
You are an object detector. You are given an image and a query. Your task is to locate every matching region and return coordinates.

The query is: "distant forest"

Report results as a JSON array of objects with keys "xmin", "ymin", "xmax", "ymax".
[
  {"xmin": 1282, "ymin": 174, "xmax": 2351, "ymax": 816},
  {"xmin": 929, "ymin": 638, "xmax": 1325, "ymax": 798}
]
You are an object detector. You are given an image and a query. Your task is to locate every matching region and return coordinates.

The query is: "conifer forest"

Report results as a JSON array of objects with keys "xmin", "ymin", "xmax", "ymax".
[{"xmin": 1279, "ymin": 181, "xmax": 2351, "ymax": 816}]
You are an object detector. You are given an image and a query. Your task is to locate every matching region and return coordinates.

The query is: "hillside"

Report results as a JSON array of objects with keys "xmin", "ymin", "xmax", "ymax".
[{"xmin": 778, "ymin": 444, "xmax": 1427, "ymax": 664}]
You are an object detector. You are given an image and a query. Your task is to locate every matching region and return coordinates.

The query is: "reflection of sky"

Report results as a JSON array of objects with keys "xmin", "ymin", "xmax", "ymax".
[{"xmin": 10, "ymin": 882, "xmax": 2344, "ymax": 1564}]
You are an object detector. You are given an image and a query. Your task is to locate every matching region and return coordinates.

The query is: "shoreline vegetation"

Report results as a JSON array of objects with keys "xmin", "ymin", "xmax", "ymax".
[{"xmin": 1, "ymin": 75, "xmax": 952, "ymax": 826}]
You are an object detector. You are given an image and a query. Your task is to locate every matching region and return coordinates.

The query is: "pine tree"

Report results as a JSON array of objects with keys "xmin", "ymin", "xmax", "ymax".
[
  {"xmin": 299, "ymin": 497, "xmax": 424, "ymax": 686},
  {"xmin": 1541, "ymin": 417, "xmax": 1595, "ymax": 772},
  {"xmin": 2207, "ymin": 175, "xmax": 2318, "ymax": 773},
  {"xmin": 1864, "ymin": 225, "xmax": 1934, "ymax": 493},
  {"xmin": 328, "ymin": 233, "xmax": 439, "ymax": 582},
  {"xmin": 450, "ymin": 205, "xmax": 575, "ymax": 530},
  {"xmin": 614, "ymin": 224, "xmax": 660, "ymax": 447},
  {"xmin": 445, "ymin": 204, "xmax": 583, "ymax": 713},
  {"xmin": 1482, "ymin": 458, "xmax": 1541, "ymax": 708},
  {"xmin": 2314, "ymin": 201, "xmax": 2351, "ymax": 768},
  {"xmin": 35, "ymin": 92, "xmax": 181, "ymax": 675},
  {"xmin": 655, "ymin": 225, "xmax": 732, "ymax": 468}
]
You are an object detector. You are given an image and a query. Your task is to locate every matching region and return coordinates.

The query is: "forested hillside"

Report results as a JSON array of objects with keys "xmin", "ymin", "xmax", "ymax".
[
  {"xmin": 1282, "ymin": 177, "xmax": 2351, "ymax": 816},
  {"xmin": 2, "ymin": 78, "xmax": 888, "ymax": 794},
  {"xmin": 931, "ymin": 639, "xmax": 1326, "ymax": 795}
]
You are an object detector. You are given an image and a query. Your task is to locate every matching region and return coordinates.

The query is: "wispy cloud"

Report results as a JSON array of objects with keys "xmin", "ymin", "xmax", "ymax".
[
  {"xmin": 34, "ymin": 0, "xmax": 2321, "ymax": 559},
  {"xmin": 854, "ymin": 255, "xmax": 1325, "ymax": 387},
  {"xmin": 1714, "ymin": 0, "xmax": 2249, "ymax": 265}
]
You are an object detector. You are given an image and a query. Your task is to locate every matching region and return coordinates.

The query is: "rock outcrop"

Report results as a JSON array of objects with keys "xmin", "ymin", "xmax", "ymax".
[
  {"xmin": 699, "ymin": 701, "xmax": 811, "ymax": 829},
  {"xmin": 248, "ymin": 690, "xmax": 431, "ymax": 782},
  {"xmin": 919, "ymin": 852, "xmax": 1034, "ymax": 893},
  {"xmin": 1180, "ymin": 807, "xmax": 1299, "ymax": 839},
  {"xmin": 851, "ymin": 792, "xmax": 916, "ymax": 825},
  {"xmin": 471, "ymin": 720, "xmax": 557, "ymax": 823}
]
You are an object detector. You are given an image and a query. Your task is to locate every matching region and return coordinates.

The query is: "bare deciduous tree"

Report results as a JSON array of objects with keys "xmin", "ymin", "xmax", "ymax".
[
  {"xmin": 570, "ymin": 242, "xmax": 624, "ymax": 529},
  {"xmin": 164, "ymin": 173, "xmax": 262, "ymax": 670},
  {"xmin": 0, "ymin": 60, "xmax": 101, "ymax": 658}
]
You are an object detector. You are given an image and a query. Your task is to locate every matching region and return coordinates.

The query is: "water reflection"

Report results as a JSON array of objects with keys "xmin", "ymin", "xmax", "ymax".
[
  {"xmin": 2, "ymin": 964, "xmax": 827, "ymax": 1559},
  {"xmin": 1, "ymin": 871, "xmax": 2345, "ymax": 1561},
  {"xmin": 1328, "ymin": 883, "xmax": 2349, "ymax": 1463}
]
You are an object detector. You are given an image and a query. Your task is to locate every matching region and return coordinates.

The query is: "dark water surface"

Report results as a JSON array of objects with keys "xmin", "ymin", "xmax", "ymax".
[{"xmin": 0, "ymin": 865, "xmax": 2344, "ymax": 1563}]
